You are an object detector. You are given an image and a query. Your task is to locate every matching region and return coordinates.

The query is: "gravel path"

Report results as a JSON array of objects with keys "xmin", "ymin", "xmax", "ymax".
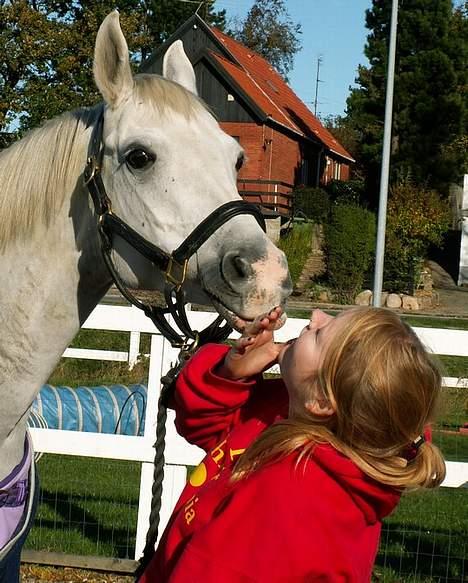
[{"xmin": 21, "ymin": 565, "xmax": 133, "ymax": 583}]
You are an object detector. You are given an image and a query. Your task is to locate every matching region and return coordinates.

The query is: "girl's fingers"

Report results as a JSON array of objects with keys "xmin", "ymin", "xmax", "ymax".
[
  {"xmin": 244, "ymin": 306, "xmax": 283, "ymax": 337},
  {"xmin": 233, "ymin": 335, "xmax": 255, "ymax": 354}
]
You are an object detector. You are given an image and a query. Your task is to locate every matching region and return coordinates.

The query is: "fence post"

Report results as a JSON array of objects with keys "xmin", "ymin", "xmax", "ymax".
[{"xmin": 128, "ymin": 331, "xmax": 141, "ymax": 370}]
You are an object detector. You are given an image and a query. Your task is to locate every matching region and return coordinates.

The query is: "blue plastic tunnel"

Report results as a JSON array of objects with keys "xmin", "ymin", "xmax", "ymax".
[{"xmin": 30, "ymin": 384, "xmax": 147, "ymax": 436}]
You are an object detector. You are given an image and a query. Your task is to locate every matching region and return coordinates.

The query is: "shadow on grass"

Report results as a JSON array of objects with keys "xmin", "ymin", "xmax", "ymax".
[
  {"xmin": 30, "ymin": 488, "xmax": 137, "ymax": 558},
  {"xmin": 376, "ymin": 521, "xmax": 467, "ymax": 582}
]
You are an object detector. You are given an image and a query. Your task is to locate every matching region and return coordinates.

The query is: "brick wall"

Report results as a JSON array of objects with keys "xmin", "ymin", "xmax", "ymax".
[
  {"xmin": 220, "ymin": 121, "xmax": 349, "ymax": 186},
  {"xmin": 220, "ymin": 122, "xmax": 299, "ymax": 185}
]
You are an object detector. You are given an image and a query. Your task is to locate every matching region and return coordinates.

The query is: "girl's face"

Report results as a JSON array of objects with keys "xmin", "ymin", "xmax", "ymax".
[{"xmin": 278, "ymin": 309, "xmax": 350, "ymax": 413}]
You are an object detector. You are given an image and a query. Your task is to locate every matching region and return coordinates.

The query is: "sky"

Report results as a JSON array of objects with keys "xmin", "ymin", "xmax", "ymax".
[{"xmin": 213, "ymin": 0, "xmax": 373, "ymax": 119}]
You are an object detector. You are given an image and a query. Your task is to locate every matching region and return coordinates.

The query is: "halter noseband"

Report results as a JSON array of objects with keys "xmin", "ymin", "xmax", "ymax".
[{"xmin": 84, "ymin": 108, "xmax": 266, "ymax": 348}]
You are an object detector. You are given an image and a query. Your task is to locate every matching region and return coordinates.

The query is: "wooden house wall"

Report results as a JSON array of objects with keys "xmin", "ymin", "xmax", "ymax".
[{"xmin": 195, "ymin": 61, "xmax": 256, "ymax": 122}]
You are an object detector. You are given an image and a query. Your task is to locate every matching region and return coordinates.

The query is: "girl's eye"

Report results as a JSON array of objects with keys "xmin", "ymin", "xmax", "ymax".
[{"xmin": 126, "ymin": 149, "xmax": 156, "ymax": 170}]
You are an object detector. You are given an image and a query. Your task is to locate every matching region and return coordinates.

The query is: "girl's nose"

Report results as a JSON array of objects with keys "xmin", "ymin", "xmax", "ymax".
[{"xmin": 310, "ymin": 309, "xmax": 334, "ymax": 328}]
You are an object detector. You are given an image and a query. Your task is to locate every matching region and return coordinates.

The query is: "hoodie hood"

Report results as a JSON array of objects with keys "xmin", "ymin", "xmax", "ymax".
[{"xmin": 312, "ymin": 444, "xmax": 401, "ymax": 524}]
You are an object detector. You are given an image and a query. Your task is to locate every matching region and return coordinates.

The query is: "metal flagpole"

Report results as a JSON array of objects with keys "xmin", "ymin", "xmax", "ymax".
[{"xmin": 372, "ymin": 0, "xmax": 399, "ymax": 307}]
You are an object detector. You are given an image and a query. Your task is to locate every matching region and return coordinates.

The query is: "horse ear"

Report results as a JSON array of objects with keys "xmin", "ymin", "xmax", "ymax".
[
  {"xmin": 93, "ymin": 11, "xmax": 133, "ymax": 108},
  {"xmin": 163, "ymin": 40, "xmax": 198, "ymax": 95}
]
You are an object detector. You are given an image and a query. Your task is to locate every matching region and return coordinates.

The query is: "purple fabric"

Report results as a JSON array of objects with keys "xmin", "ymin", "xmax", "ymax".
[{"xmin": 0, "ymin": 438, "xmax": 31, "ymax": 549}]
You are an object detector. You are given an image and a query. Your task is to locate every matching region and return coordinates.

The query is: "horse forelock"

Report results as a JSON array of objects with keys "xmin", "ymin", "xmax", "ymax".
[
  {"xmin": 133, "ymin": 74, "xmax": 208, "ymax": 119},
  {"xmin": 0, "ymin": 107, "xmax": 100, "ymax": 250}
]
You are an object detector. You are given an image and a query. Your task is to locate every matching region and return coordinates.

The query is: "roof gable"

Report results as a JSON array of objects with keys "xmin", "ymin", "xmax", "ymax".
[
  {"xmin": 210, "ymin": 28, "xmax": 354, "ymax": 162},
  {"xmin": 141, "ymin": 15, "xmax": 353, "ymax": 163}
]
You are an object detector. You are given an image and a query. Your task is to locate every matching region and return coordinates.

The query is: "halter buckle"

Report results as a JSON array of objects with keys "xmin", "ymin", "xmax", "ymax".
[
  {"xmin": 84, "ymin": 156, "xmax": 99, "ymax": 185},
  {"xmin": 165, "ymin": 256, "xmax": 188, "ymax": 289}
]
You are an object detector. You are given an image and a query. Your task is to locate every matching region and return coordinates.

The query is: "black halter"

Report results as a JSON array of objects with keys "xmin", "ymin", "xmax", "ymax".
[{"xmin": 84, "ymin": 108, "xmax": 266, "ymax": 348}]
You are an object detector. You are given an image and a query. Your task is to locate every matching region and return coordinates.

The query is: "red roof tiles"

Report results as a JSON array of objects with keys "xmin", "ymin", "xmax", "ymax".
[{"xmin": 210, "ymin": 28, "xmax": 354, "ymax": 162}]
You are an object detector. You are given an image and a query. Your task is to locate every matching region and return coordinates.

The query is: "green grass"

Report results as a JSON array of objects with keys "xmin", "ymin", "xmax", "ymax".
[
  {"xmin": 26, "ymin": 456, "xmax": 140, "ymax": 559},
  {"xmin": 47, "ymin": 329, "xmax": 151, "ymax": 387},
  {"xmin": 277, "ymin": 222, "xmax": 314, "ymax": 285},
  {"xmin": 27, "ymin": 456, "xmax": 468, "ymax": 582},
  {"xmin": 376, "ymin": 488, "xmax": 468, "ymax": 582}
]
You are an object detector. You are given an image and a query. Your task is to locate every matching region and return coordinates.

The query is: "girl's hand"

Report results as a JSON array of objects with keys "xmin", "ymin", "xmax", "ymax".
[{"xmin": 217, "ymin": 306, "xmax": 285, "ymax": 380}]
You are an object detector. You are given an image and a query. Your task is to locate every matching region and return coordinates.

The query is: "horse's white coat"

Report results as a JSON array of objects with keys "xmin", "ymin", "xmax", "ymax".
[{"xmin": 0, "ymin": 12, "xmax": 291, "ymax": 480}]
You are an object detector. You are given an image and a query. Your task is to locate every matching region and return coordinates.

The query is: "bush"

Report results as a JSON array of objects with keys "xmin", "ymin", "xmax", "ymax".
[
  {"xmin": 293, "ymin": 186, "xmax": 330, "ymax": 223},
  {"xmin": 384, "ymin": 182, "xmax": 451, "ymax": 293},
  {"xmin": 325, "ymin": 179, "xmax": 365, "ymax": 205},
  {"xmin": 325, "ymin": 203, "xmax": 376, "ymax": 302}
]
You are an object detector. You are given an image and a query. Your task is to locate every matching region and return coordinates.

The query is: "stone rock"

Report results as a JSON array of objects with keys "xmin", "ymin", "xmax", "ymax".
[
  {"xmin": 355, "ymin": 290, "xmax": 372, "ymax": 306},
  {"xmin": 425, "ymin": 260, "xmax": 457, "ymax": 289},
  {"xmin": 380, "ymin": 292, "xmax": 389, "ymax": 306},
  {"xmin": 386, "ymin": 293, "xmax": 402, "ymax": 308},
  {"xmin": 402, "ymin": 295, "xmax": 420, "ymax": 310}
]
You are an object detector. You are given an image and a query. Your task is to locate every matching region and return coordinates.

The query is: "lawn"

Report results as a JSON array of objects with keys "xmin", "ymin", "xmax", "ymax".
[
  {"xmin": 25, "ymin": 456, "xmax": 140, "ymax": 559},
  {"xmin": 26, "ymin": 455, "xmax": 467, "ymax": 582}
]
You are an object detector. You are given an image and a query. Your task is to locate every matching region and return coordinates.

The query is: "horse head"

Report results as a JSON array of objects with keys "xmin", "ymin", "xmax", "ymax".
[{"xmin": 92, "ymin": 12, "xmax": 292, "ymax": 330}]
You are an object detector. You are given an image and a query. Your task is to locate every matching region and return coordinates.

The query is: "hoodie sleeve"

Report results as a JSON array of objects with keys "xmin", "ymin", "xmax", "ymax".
[{"xmin": 173, "ymin": 344, "xmax": 258, "ymax": 452}]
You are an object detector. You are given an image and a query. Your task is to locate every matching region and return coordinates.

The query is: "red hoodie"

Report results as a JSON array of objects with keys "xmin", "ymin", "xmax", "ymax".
[{"xmin": 140, "ymin": 344, "xmax": 401, "ymax": 582}]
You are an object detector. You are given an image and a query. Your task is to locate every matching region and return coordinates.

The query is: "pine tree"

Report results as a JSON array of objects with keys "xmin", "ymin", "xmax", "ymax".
[{"xmin": 346, "ymin": 0, "xmax": 467, "ymax": 203}]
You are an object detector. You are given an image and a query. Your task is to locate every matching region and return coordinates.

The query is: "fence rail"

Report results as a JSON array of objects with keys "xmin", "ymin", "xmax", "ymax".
[
  {"xmin": 29, "ymin": 304, "xmax": 468, "ymax": 562},
  {"xmin": 237, "ymin": 179, "xmax": 294, "ymax": 217}
]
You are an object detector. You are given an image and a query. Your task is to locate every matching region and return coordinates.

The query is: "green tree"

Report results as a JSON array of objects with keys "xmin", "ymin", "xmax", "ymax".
[
  {"xmin": 384, "ymin": 181, "xmax": 451, "ymax": 292},
  {"xmin": 322, "ymin": 114, "xmax": 364, "ymax": 179},
  {"xmin": 0, "ymin": 0, "xmax": 226, "ymax": 140},
  {"xmin": 0, "ymin": 1, "xmax": 148, "ymax": 137},
  {"xmin": 346, "ymin": 0, "xmax": 467, "ymax": 204},
  {"xmin": 230, "ymin": 0, "xmax": 302, "ymax": 80}
]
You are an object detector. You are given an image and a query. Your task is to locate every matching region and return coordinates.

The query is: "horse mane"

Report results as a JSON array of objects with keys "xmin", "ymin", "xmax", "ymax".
[
  {"xmin": 0, "ymin": 75, "xmax": 204, "ymax": 250},
  {"xmin": 0, "ymin": 106, "xmax": 98, "ymax": 250}
]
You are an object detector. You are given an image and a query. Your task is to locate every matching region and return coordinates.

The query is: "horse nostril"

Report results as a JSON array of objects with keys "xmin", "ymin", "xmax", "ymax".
[
  {"xmin": 232, "ymin": 256, "xmax": 251, "ymax": 278},
  {"xmin": 221, "ymin": 250, "xmax": 253, "ymax": 291}
]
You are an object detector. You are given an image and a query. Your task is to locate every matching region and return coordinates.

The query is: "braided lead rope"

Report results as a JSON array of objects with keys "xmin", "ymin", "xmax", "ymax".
[
  {"xmin": 134, "ymin": 377, "xmax": 173, "ymax": 580},
  {"xmin": 134, "ymin": 343, "xmax": 197, "ymax": 581}
]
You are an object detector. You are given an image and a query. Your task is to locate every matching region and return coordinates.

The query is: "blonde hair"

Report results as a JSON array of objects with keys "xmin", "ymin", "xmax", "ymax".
[{"xmin": 232, "ymin": 307, "xmax": 446, "ymax": 490}]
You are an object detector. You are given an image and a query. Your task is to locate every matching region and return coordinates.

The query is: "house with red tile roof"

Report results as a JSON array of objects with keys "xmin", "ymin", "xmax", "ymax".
[{"xmin": 142, "ymin": 14, "xmax": 354, "ymax": 222}]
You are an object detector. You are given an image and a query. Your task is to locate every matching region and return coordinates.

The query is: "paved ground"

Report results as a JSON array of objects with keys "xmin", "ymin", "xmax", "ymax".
[{"xmin": 431, "ymin": 287, "xmax": 468, "ymax": 317}]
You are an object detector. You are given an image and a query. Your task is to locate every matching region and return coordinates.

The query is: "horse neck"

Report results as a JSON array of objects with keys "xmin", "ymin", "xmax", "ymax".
[{"xmin": 0, "ymin": 181, "xmax": 111, "ymax": 478}]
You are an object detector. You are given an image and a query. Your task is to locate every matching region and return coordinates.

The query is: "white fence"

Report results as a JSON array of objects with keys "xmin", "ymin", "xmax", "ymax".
[{"xmin": 29, "ymin": 304, "xmax": 468, "ymax": 561}]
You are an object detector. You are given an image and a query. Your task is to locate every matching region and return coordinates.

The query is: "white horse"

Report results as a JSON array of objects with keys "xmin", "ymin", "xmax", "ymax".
[{"xmin": 0, "ymin": 11, "xmax": 291, "ymax": 576}]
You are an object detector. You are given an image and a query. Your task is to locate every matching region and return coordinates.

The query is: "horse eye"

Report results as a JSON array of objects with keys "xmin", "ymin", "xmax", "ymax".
[
  {"xmin": 235, "ymin": 154, "xmax": 244, "ymax": 172},
  {"xmin": 126, "ymin": 149, "xmax": 156, "ymax": 170}
]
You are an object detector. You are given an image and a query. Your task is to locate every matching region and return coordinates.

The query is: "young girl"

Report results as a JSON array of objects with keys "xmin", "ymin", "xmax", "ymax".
[{"xmin": 140, "ymin": 307, "xmax": 446, "ymax": 582}]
